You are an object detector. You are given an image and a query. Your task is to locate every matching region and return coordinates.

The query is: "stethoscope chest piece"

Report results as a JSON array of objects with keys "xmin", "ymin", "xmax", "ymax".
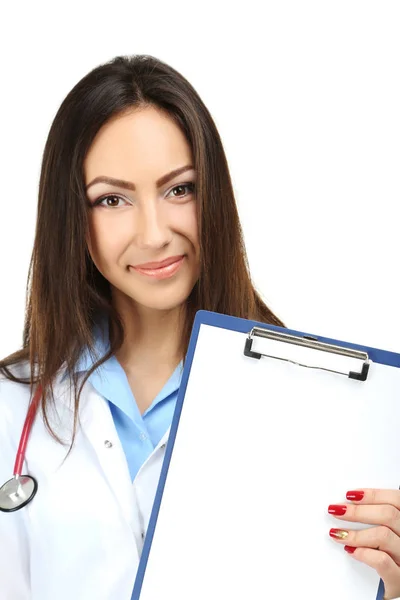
[{"xmin": 0, "ymin": 475, "xmax": 38, "ymax": 512}]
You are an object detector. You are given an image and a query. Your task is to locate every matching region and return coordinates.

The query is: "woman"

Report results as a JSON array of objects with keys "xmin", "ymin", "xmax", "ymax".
[{"xmin": 0, "ymin": 54, "xmax": 399, "ymax": 600}]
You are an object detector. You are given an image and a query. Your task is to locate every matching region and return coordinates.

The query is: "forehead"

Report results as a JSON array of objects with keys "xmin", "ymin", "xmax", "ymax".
[{"xmin": 83, "ymin": 107, "xmax": 193, "ymax": 184}]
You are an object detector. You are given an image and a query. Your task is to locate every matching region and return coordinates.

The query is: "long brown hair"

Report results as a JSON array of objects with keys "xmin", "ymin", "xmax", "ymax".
[{"xmin": 0, "ymin": 54, "xmax": 285, "ymax": 449}]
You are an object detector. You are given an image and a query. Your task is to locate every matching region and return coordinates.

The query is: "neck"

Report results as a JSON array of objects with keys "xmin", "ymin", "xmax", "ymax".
[{"xmin": 109, "ymin": 290, "xmax": 185, "ymax": 370}]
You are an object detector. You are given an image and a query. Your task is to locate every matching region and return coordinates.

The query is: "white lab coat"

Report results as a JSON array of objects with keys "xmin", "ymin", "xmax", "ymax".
[{"xmin": 0, "ymin": 361, "xmax": 167, "ymax": 599}]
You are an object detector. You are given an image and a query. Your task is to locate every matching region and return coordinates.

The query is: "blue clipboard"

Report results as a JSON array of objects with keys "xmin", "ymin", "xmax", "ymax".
[{"xmin": 133, "ymin": 310, "xmax": 400, "ymax": 600}]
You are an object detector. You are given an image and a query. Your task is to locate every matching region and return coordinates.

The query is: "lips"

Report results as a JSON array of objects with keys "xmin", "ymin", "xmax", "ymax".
[
  {"xmin": 132, "ymin": 255, "xmax": 184, "ymax": 270},
  {"xmin": 130, "ymin": 255, "xmax": 185, "ymax": 280}
]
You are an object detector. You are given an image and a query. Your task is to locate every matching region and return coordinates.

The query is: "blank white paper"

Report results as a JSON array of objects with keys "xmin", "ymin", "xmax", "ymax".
[{"xmin": 139, "ymin": 323, "xmax": 400, "ymax": 600}]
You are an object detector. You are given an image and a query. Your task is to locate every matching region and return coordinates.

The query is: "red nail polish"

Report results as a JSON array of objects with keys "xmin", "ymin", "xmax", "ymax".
[
  {"xmin": 328, "ymin": 504, "xmax": 347, "ymax": 516},
  {"xmin": 346, "ymin": 490, "xmax": 364, "ymax": 501},
  {"xmin": 344, "ymin": 545, "xmax": 356, "ymax": 554}
]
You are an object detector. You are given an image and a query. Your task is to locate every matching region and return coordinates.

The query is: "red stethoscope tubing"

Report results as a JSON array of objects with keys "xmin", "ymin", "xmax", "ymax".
[{"xmin": 13, "ymin": 384, "xmax": 43, "ymax": 476}]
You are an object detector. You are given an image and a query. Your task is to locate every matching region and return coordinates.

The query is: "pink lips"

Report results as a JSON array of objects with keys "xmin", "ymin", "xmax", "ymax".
[
  {"xmin": 134, "ymin": 255, "xmax": 184, "ymax": 269},
  {"xmin": 130, "ymin": 255, "xmax": 185, "ymax": 279}
]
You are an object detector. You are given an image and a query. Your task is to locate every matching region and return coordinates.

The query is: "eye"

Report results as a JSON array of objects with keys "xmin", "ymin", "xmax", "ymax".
[
  {"xmin": 91, "ymin": 194, "xmax": 128, "ymax": 208},
  {"xmin": 90, "ymin": 182, "xmax": 195, "ymax": 208},
  {"xmin": 167, "ymin": 182, "xmax": 195, "ymax": 199}
]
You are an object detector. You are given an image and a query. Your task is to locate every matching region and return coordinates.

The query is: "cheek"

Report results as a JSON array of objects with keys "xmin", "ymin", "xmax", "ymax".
[
  {"xmin": 172, "ymin": 203, "xmax": 199, "ymax": 251},
  {"xmin": 87, "ymin": 214, "xmax": 129, "ymax": 268}
]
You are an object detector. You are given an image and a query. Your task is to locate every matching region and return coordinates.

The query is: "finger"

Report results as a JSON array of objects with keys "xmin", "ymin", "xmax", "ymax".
[
  {"xmin": 328, "ymin": 503, "xmax": 400, "ymax": 536},
  {"xmin": 344, "ymin": 547, "xmax": 400, "ymax": 600},
  {"xmin": 329, "ymin": 526, "xmax": 400, "ymax": 565},
  {"xmin": 345, "ymin": 489, "xmax": 400, "ymax": 510}
]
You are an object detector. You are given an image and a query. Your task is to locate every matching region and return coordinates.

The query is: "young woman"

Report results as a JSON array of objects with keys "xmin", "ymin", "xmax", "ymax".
[{"xmin": 0, "ymin": 54, "xmax": 399, "ymax": 600}]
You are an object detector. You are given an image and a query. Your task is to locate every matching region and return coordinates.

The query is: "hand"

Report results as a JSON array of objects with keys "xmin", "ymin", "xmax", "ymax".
[{"xmin": 328, "ymin": 489, "xmax": 400, "ymax": 600}]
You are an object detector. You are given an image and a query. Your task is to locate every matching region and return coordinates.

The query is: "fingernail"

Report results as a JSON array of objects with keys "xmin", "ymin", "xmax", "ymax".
[
  {"xmin": 346, "ymin": 490, "xmax": 364, "ymax": 501},
  {"xmin": 329, "ymin": 528, "xmax": 349, "ymax": 539},
  {"xmin": 328, "ymin": 504, "xmax": 347, "ymax": 516},
  {"xmin": 344, "ymin": 545, "xmax": 356, "ymax": 554}
]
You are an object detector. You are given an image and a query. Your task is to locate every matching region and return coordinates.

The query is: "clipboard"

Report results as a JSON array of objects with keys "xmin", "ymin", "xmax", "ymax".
[{"xmin": 133, "ymin": 310, "xmax": 400, "ymax": 600}]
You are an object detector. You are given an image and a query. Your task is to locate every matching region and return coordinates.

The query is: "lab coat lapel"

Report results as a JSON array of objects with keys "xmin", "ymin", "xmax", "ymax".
[
  {"xmin": 79, "ymin": 385, "xmax": 136, "ymax": 527},
  {"xmin": 55, "ymin": 372, "xmax": 136, "ymax": 528}
]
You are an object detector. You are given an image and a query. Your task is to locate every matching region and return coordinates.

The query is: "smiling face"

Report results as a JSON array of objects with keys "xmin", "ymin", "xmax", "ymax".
[{"xmin": 83, "ymin": 106, "xmax": 200, "ymax": 313}]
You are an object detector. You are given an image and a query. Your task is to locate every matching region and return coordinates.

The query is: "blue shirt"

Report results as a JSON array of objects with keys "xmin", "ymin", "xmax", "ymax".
[{"xmin": 62, "ymin": 315, "xmax": 182, "ymax": 481}]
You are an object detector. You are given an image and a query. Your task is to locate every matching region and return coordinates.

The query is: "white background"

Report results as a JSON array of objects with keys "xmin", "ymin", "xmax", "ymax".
[{"xmin": 0, "ymin": 0, "xmax": 399, "ymax": 357}]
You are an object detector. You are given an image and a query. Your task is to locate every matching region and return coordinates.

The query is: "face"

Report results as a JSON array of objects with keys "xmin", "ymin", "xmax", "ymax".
[{"xmin": 83, "ymin": 106, "xmax": 200, "ymax": 313}]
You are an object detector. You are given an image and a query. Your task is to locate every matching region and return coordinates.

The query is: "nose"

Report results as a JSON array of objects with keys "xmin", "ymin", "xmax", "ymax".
[{"xmin": 135, "ymin": 200, "xmax": 172, "ymax": 250}]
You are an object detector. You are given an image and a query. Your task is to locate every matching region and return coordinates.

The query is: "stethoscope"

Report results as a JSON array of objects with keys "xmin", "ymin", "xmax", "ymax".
[{"xmin": 0, "ymin": 384, "xmax": 42, "ymax": 512}]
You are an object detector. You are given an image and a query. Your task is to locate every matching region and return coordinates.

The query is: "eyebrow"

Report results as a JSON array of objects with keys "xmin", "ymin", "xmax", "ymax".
[{"xmin": 85, "ymin": 164, "xmax": 195, "ymax": 192}]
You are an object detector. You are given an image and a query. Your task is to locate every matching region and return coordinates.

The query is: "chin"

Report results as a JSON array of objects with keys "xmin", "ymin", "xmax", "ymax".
[{"xmin": 128, "ymin": 283, "xmax": 196, "ymax": 312}]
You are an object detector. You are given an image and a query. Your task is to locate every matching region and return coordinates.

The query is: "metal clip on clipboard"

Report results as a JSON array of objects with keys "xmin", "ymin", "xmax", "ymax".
[{"xmin": 244, "ymin": 327, "xmax": 370, "ymax": 381}]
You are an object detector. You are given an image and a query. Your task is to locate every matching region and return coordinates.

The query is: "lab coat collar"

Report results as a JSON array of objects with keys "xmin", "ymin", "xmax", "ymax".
[
  {"xmin": 50, "ymin": 316, "xmax": 175, "ymax": 527},
  {"xmin": 52, "ymin": 366, "xmax": 173, "ymax": 528}
]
